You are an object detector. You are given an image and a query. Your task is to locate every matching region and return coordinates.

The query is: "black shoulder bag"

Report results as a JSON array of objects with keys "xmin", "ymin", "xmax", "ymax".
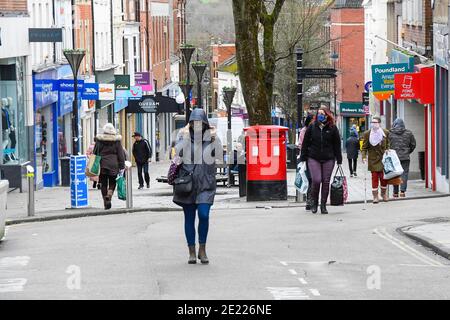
[{"xmin": 173, "ymin": 165, "xmax": 196, "ymax": 195}]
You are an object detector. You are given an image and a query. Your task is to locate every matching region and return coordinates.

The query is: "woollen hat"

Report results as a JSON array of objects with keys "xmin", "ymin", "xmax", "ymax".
[{"xmin": 103, "ymin": 123, "xmax": 116, "ymax": 135}]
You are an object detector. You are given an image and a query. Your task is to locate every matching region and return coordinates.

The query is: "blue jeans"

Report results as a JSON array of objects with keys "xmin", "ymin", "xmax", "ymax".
[{"xmin": 182, "ymin": 204, "xmax": 212, "ymax": 246}]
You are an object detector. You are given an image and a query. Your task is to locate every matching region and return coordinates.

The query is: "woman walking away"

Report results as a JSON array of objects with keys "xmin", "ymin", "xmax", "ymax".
[
  {"xmin": 346, "ymin": 130, "xmax": 360, "ymax": 177},
  {"xmin": 297, "ymin": 113, "xmax": 314, "ymax": 210},
  {"xmin": 173, "ymin": 109, "xmax": 221, "ymax": 264},
  {"xmin": 300, "ymin": 107, "xmax": 343, "ymax": 214},
  {"xmin": 389, "ymin": 118, "xmax": 416, "ymax": 198},
  {"xmin": 94, "ymin": 123, "xmax": 125, "ymax": 210},
  {"xmin": 362, "ymin": 116, "xmax": 390, "ymax": 204}
]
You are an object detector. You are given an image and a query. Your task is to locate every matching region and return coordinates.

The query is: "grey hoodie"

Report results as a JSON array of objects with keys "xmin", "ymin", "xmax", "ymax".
[{"xmin": 389, "ymin": 118, "xmax": 417, "ymax": 161}]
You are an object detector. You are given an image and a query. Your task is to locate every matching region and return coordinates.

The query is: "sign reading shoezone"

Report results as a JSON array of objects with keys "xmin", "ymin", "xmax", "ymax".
[{"xmin": 371, "ymin": 63, "xmax": 410, "ymax": 100}]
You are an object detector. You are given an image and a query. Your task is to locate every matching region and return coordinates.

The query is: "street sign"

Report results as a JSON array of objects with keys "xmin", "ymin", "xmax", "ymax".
[
  {"xmin": 364, "ymin": 81, "xmax": 372, "ymax": 92},
  {"xmin": 29, "ymin": 28, "xmax": 63, "ymax": 42},
  {"xmin": 298, "ymin": 68, "xmax": 337, "ymax": 79},
  {"xmin": 70, "ymin": 155, "xmax": 88, "ymax": 208}
]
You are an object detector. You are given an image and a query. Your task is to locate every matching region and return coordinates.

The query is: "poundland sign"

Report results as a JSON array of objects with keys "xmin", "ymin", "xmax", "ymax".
[{"xmin": 371, "ymin": 63, "xmax": 410, "ymax": 100}]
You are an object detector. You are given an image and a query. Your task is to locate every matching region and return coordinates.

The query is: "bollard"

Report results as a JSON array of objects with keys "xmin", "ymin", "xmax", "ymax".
[
  {"xmin": 125, "ymin": 160, "xmax": 133, "ymax": 209},
  {"xmin": 26, "ymin": 165, "xmax": 35, "ymax": 217}
]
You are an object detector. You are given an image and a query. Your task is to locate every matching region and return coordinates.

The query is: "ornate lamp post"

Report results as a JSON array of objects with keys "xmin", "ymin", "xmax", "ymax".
[
  {"xmin": 223, "ymin": 87, "xmax": 236, "ymax": 187},
  {"xmin": 180, "ymin": 44, "xmax": 195, "ymax": 124},
  {"xmin": 63, "ymin": 49, "xmax": 85, "ymax": 155},
  {"xmin": 192, "ymin": 60, "xmax": 208, "ymax": 110}
]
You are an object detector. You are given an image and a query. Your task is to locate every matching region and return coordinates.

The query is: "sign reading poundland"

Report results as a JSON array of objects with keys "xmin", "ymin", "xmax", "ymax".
[
  {"xmin": 126, "ymin": 95, "xmax": 181, "ymax": 114},
  {"xmin": 371, "ymin": 63, "xmax": 410, "ymax": 100}
]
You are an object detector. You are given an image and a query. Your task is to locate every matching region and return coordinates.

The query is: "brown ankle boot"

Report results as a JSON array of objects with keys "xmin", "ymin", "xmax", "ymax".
[
  {"xmin": 188, "ymin": 246, "xmax": 197, "ymax": 264},
  {"xmin": 372, "ymin": 190, "xmax": 379, "ymax": 204},
  {"xmin": 381, "ymin": 187, "xmax": 388, "ymax": 202},
  {"xmin": 198, "ymin": 244, "xmax": 209, "ymax": 264}
]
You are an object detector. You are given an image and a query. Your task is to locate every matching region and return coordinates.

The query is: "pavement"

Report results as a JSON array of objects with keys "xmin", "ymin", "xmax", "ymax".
[
  {"xmin": 4, "ymin": 156, "xmax": 447, "ymax": 225},
  {"xmin": 1, "ymin": 197, "xmax": 449, "ymax": 299}
]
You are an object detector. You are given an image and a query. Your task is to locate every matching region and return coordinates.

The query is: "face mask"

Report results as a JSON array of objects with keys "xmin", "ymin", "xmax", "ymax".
[
  {"xmin": 318, "ymin": 114, "xmax": 327, "ymax": 123},
  {"xmin": 372, "ymin": 123, "xmax": 380, "ymax": 130}
]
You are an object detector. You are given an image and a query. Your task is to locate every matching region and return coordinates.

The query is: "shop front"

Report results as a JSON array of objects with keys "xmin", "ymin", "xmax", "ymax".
[
  {"xmin": 96, "ymin": 70, "xmax": 116, "ymax": 133},
  {"xmin": 0, "ymin": 56, "xmax": 31, "ymax": 191},
  {"xmin": 339, "ymin": 102, "xmax": 367, "ymax": 147}
]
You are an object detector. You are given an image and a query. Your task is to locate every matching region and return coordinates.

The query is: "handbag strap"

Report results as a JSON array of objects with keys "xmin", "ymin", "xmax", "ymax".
[{"xmin": 334, "ymin": 164, "xmax": 345, "ymax": 178}]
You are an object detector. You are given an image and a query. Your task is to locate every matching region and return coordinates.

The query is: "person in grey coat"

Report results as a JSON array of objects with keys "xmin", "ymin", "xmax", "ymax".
[
  {"xmin": 389, "ymin": 118, "xmax": 416, "ymax": 198},
  {"xmin": 173, "ymin": 108, "xmax": 222, "ymax": 264},
  {"xmin": 345, "ymin": 130, "xmax": 360, "ymax": 177}
]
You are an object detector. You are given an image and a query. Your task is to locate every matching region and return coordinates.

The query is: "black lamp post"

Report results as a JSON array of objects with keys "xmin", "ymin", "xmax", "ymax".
[
  {"xmin": 223, "ymin": 87, "xmax": 236, "ymax": 187},
  {"xmin": 180, "ymin": 44, "xmax": 195, "ymax": 124},
  {"xmin": 331, "ymin": 52, "xmax": 339, "ymax": 116},
  {"xmin": 192, "ymin": 60, "xmax": 207, "ymax": 110},
  {"xmin": 63, "ymin": 49, "xmax": 86, "ymax": 155}
]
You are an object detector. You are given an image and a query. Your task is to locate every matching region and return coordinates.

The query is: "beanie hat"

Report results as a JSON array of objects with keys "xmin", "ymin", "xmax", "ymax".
[{"xmin": 103, "ymin": 123, "xmax": 116, "ymax": 135}]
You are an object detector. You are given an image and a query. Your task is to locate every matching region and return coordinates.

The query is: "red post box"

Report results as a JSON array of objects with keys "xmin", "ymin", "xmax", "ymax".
[{"xmin": 244, "ymin": 125, "xmax": 289, "ymax": 201}]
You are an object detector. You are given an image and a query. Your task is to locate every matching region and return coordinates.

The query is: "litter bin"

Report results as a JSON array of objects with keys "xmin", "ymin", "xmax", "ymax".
[
  {"xmin": 286, "ymin": 144, "xmax": 297, "ymax": 169},
  {"xmin": 418, "ymin": 151, "xmax": 425, "ymax": 180},
  {"xmin": 60, "ymin": 157, "xmax": 71, "ymax": 186}
]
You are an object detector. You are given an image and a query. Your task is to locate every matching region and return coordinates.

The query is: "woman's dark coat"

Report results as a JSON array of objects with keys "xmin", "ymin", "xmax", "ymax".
[
  {"xmin": 346, "ymin": 132, "xmax": 360, "ymax": 159},
  {"xmin": 299, "ymin": 121, "xmax": 343, "ymax": 164},
  {"xmin": 94, "ymin": 133, "xmax": 125, "ymax": 176}
]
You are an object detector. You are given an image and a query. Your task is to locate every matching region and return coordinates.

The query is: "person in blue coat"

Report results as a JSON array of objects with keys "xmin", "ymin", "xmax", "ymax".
[
  {"xmin": 346, "ymin": 130, "xmax": 360, "ymax": 177},
  {"xmin": 173, "ymin": 109, "xmax": 222, "ymax": 264}
]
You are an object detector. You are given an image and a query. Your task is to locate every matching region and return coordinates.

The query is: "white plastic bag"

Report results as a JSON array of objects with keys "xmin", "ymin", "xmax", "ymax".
[
  {"xmin": 295, "ymin": 162, "xmax": 309, "ymax": 194},
  {"xmin": 382, "ymin": 149, "xmax": 404, "ymax": 180}
]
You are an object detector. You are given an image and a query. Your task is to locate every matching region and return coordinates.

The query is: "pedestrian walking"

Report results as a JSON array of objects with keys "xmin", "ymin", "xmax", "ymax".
[
  {"xmin": 346, "ymin": 130, "xmax": 360, "ymax": 177},
  {"xmin": 361, "ymin": 116, "xmax": 390, "ymax": 204},
  {"xmin": 389, "ymin": 118, "xmax": 416, "ymax": 198},
  {"xmin": 173, "ymin": 108, "xmax": 222, "ymax": 264},
  {"xmin": 87, "ymin": 138, "xmax": 101, "ymax": 189},
  {"xmin": 132, "ymin": 132, "xmax": 152, "ymax": 189},
  {"xmin": 93, "ymin": 123, "xmax": 125, "ymax": 210},
  {"xmin": 300, "ymin": 107, "xmax": 343, "ymax": 214},
  {"xmin": 297, "ymin": 113, "xmax": 314, "ymax": 210}
]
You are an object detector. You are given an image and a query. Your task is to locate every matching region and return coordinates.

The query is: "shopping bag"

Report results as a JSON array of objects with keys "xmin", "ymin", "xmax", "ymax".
[
  {"xmin": 330, "ymin": 165, "xmax": 346, "ymax": 206},
  {"xmin": 85, "ymin": 154, "xmax": 101, "ymax": 177},
  {"xmin": 382, "ymin": 150, "xmax": 404, "ymax": 180},
  {"xmin": 386, "ymin": 176, "xmax": 403, "ymax": 185},
  {"xmin": 295, "ymin": 162, "xmax": 309, "ymax": 194},
  {"xmin": 167, "ymin": 155, "xmax": 182, "ymax": 185},
  {"xmin": 116, "ymin": 174, "xmax": 126, "ymax": 201}
]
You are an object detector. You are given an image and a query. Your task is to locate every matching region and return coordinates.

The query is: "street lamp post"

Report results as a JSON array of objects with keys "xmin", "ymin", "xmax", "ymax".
[
  {"xmin": 223, "ymin": 87, "xmax": 236, "ymax": 187},
  {"xmin": 180, "ymin": 44, "xmax": 196, "ymax": 124},
  {"xmin": 192, "ymin": 60, "xmax": 207, "ymax": 110},
  {"xmin": 63, "ymin": 49, "xmax": 86, "ymax": 155},
  {"xmin": 331, "ymin": 52, "xmax": 339, "ymax": 116}
]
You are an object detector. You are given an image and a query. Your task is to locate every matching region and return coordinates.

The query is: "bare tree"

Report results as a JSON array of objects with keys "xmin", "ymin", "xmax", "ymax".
[{"xmin": 232, "ymin": 0, "xmax": 334, "ymax": 125}]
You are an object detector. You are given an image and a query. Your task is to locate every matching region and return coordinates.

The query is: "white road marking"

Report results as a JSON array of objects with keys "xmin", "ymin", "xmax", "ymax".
[
  {"xmin": 374, "ymin": 228, "xmax": 444, "ymax": 267},
  {"xmin": 309, "ymin": 289, "xmax": 321, "ymax": 296},
  {"xmin": 0, "ymin": 256, "xmax": 30, "ymax": 268},
  {"xmin": 280, "ymin": 261, "xmax": 288, "ymax": 266},
  {"xmin": 289, "ymin": 269, "xmax": 297, "ymax": 275},
  {"xmin": 0, "ymin": 278, "xmax": 27, "ymax": 293},
  {"xmin": 266, "ymin": 287, "xmax": 310, "ymax": 300},
  {"xmin": 298, "ymin": 278, "xmax": 308, "ymax": 285}
]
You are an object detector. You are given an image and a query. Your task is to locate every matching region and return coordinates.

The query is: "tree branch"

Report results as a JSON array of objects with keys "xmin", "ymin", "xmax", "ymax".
[{"xmin": 271, "ymin": 0, "xmax": 285, "ymax": 23}]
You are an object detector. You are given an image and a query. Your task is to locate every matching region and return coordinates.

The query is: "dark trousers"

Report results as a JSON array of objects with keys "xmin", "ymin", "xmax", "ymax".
[
  {"xmin": 394, "ymin": 160, "xmax": 411, "ymax": 194},
  {"xmin": 137, "ymin": 163, "xmax": 150, "ymax": 187},
  {"xmin": 99, "ymin": 174, "xmax": 116, "ymax": 198},
  {"xmin": 182, "ymin": 204, "xmax": 212, "ymax": 246},
  {"xmin": 348, "ymin": 158, "xmax": 358, "ymax": 175},
  {"xmin": 307, "ymin": 158, "xmax": 335, "ymax": 204}
]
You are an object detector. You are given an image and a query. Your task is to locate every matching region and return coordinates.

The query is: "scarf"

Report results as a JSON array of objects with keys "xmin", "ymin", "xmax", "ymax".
[{"xmin": 369, "ymin": 127, "xmax": 385, "ymax": 146}]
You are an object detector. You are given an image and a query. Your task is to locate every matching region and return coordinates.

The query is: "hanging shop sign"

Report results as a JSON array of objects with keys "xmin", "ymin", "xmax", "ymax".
[
  {"xmin": 362, "ymin": 92, "xmax": 370, "ymax": 115},
  {"xmin": 135, "ymin": 72, "xmax": 153, "ymax": 92},
  {"xmin": 116, "ymin": 90, "xmax": 130, "ymax": 99},
  {"xmin": 129, "ymin": 86, "xmax": 143, "ymax": 100},
  {"xmin": 415, "ymin": 65, "xmax": 435, "ymax": 105},
  {"xmin": 98, "ymin": 84, "xmax": 115, "ymax": 100},
  {"xmin": 81, "ymin": 83, "xmax": 99, "ymax": 100},
  {"xmin": 394, "ymin": 73, "xmax": 421, "ymax": 100},
  {"xmin": 339, "ymin": 102, "xmax": 365, "ymax": 116},
  {"xmin": 114, "ymin": 75, "xmax": 130, "ymax": 91},
  {"xmin": 34, "ymin": 79, "xmax": 59, "ymax": 108},
  {"xmin": 126, "ymin": 95, "xmax": 182, "ymax": 114},
  {"xmin": 371, "ymin": 63, "xmax": 410, "ymax": 100}
]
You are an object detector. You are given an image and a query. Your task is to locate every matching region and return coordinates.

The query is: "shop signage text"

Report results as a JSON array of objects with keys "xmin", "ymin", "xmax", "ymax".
[
  {"xmin": 394, "ymin": 73, "xmax": 421, "ymax": 100},
  {"xmin": 371, "ymin": 63, "xmax": 410, "ymax": 100},
  {"xmin": 135, "ymin": 72, "xmax": 153, "ymax": 91},
  {"xmin": 115, "ymin": 75, "xmax": 130, "ymax": 91},
  {"xmin": 98, "ymin": 84, "xmax": 115, "ymax": 101},
  {"xmin": 126, "ymin": 95, "xmax": 181, "ymax": 114},
  {"xmin": 59, "ymin": 80, "xmax": 85, "ymax": 92},
  {"xmin": 81, "ymin": 83, "xmax": 99, "ymax": 100},
  {"xmin": 29, "ymin": 28, "xmax": 63, "ymax": 43}
]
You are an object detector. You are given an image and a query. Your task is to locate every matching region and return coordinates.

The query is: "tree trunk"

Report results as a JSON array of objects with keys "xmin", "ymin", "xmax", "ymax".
[{"xmin": 232, "ymin": 0, "xmax": 272, "ymax": 125}]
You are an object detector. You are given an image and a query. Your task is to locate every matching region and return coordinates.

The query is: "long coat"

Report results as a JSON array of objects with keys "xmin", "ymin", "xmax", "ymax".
[
  {"xmin": 389, "ymin": 127, "xmax": 416, "ymax": 161},
  {"xmin": 94, "ymin": 133, "xmax": 125, "ymax": 176},
  {"xmin": 172, "ymin": 125, "xmax": 222, "ymax": 206},
  {"xmin": 345, "ymin": 136, "xmax": 360, "ymax": 159},
  {"xmin": 361, "ymin": 129, "xmax": 390, "ymax": 172}
]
